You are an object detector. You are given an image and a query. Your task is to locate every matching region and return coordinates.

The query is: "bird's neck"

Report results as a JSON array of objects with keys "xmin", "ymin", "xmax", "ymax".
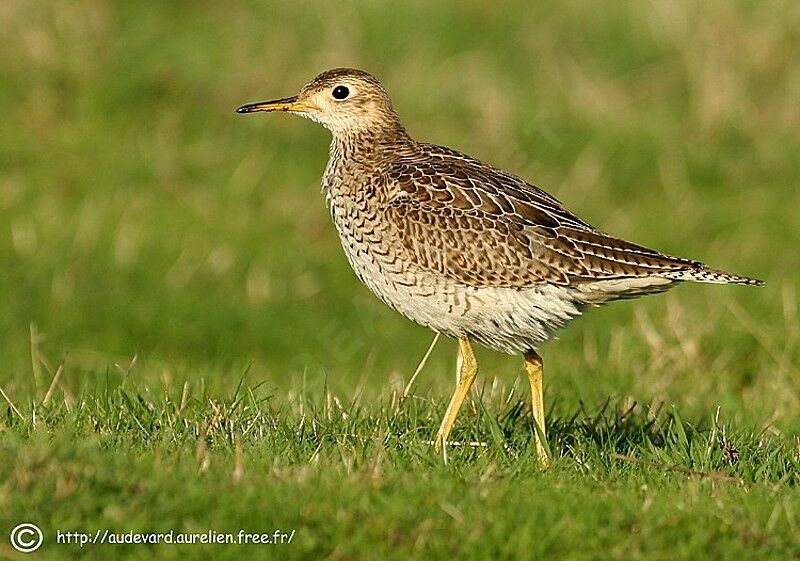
[
  {"xmin": 324, "ymin": 128, "xmax": 413, "ymax": 205},
  {"xmin": 331, "ymin": 122, "xmax": 410, "ymax": 147},
  {"xmin": 329, "ymin": 126, "xmax": 412, "ymax": 165}
]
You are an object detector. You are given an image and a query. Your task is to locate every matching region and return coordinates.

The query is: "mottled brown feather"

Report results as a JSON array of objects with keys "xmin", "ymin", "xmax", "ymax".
[{"xmin": 383, "ymin": 142, "xmax": 703, "ymax": 288}]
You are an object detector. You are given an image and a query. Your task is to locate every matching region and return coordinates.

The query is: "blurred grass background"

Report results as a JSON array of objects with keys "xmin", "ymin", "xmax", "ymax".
[
  {"xmin": 1, "ymin": 0, "xmax": 797, "ymax": 422},
  {"xmin": 2, "ymin": 1, "xmax": 800, "ymax": 559}
]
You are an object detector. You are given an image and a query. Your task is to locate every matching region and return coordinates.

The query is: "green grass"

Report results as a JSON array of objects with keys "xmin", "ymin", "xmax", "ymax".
[
  {"xmin": 1, "ymin": 0, "xmax": 799, "ymax": 559},
  {"xmin": 3, "ymin": 380, "xmax": 800, "ymax": 560}
]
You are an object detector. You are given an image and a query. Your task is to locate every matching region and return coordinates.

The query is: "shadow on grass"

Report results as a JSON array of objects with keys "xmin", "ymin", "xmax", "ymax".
[{"xmin": 492, "ymin": 396, "xmax": 799, "ymax": 485}]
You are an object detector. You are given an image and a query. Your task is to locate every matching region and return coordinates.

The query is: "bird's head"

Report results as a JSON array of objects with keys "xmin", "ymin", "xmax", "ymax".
[{"xmin": 237, "ymin": 68, "xmax": 405, "ymax": 139}]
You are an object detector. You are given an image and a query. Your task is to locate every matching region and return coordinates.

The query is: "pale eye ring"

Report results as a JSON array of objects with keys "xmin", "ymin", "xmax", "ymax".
[{"xmin": 332, "ymin": 85, "xmax": 350, "ymax": 100}]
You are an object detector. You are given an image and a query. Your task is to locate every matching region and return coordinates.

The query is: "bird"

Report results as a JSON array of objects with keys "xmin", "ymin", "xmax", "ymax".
[{"xmin": 237, "ymin": 68, "xmax": 763, "ymax": 464}]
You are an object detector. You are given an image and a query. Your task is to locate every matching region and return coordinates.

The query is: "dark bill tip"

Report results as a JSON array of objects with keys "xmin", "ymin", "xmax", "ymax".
[{"xmin": 235, "ymin": 96, "xmax": 300, "ymax": 115}]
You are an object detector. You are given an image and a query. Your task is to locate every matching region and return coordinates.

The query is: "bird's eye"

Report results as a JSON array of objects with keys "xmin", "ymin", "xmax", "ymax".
[{"xmin": 332, "ymin": 85, "xmax": 350, "ymax": 100}]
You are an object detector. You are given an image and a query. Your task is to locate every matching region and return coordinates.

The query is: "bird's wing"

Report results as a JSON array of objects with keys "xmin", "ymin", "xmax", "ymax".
[{"xmin": 381, "ymin": 143, "xmax": 701, "ymax": 288}]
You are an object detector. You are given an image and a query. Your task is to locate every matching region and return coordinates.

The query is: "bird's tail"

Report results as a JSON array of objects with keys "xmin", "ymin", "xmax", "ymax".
[{"xmin": 660, "ymin": 266, "xmax": 764, "ymax": 286}]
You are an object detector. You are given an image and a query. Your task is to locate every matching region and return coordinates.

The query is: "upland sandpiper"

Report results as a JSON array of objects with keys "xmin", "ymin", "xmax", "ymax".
[{"xmin": 237, "ymin": 68, "xmax": 763, "ymax": 464}]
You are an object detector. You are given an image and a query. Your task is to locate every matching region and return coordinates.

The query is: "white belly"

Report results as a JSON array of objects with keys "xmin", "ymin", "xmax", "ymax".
[
  {"xmin": 341, "ymin": 239, "xmax": 584, "ymax": 354},
  {"xmin": 392, "ymin": 278, "xmax": 585, "ymax": 354}
]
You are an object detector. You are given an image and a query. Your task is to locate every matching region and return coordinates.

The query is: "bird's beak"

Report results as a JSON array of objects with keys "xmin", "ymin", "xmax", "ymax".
[{"xmin": 236, "ymin": 96, "xmax": 318, "ymax": 114}]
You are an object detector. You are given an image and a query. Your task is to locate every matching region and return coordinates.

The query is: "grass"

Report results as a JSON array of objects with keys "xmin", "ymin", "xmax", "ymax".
[
  {"xmin": 1, "ymin": 0, "xmax": 799, "ymax": 559},
  {"xmin": 2, "ymin": 379, "xmax": 799, "ymax": 559},
  {"xmin": 3, "ymin": 378, "xmax": 800, "ymax": 560}
]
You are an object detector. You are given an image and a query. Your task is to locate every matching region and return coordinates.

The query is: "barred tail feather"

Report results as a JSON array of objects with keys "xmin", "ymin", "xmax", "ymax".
[{"xmin": 660, "ymin": 266, "xmax": 764, "ymax": 286}]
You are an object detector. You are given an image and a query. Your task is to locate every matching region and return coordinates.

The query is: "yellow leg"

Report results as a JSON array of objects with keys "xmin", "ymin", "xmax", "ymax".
[
  {"xmin": 524, "ymin": 350, "xmax": 550, "ymax": 466},
  {"xmin": 434, "ymin": 337, "xmax": 479, "ymax": 452}
]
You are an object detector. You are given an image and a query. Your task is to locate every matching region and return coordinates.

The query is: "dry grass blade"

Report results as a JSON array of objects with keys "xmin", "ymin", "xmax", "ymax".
[
  {"xmin": 0, "ymin": 385, "xmax": 24, "ymax": 420},
  {"xmin": 42, "ymin": 361, "xmax": 65, "ymax": 406},
  {"xmin": 29, "ymin": 323, "xmax": 42, "ymax": 392},
  {"xmin": 402, "ymin": 332, "xmax": 440, "ymax": 400}
]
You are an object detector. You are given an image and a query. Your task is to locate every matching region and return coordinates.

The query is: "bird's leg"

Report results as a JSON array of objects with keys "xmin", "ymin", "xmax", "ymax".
[
  {"xmin": 434, "ymin": 337, "xmax": 478, "ymax": 452},
  {"xmin": 523, "ymin": 350, "xmax": 550, "ymax": 466}
]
